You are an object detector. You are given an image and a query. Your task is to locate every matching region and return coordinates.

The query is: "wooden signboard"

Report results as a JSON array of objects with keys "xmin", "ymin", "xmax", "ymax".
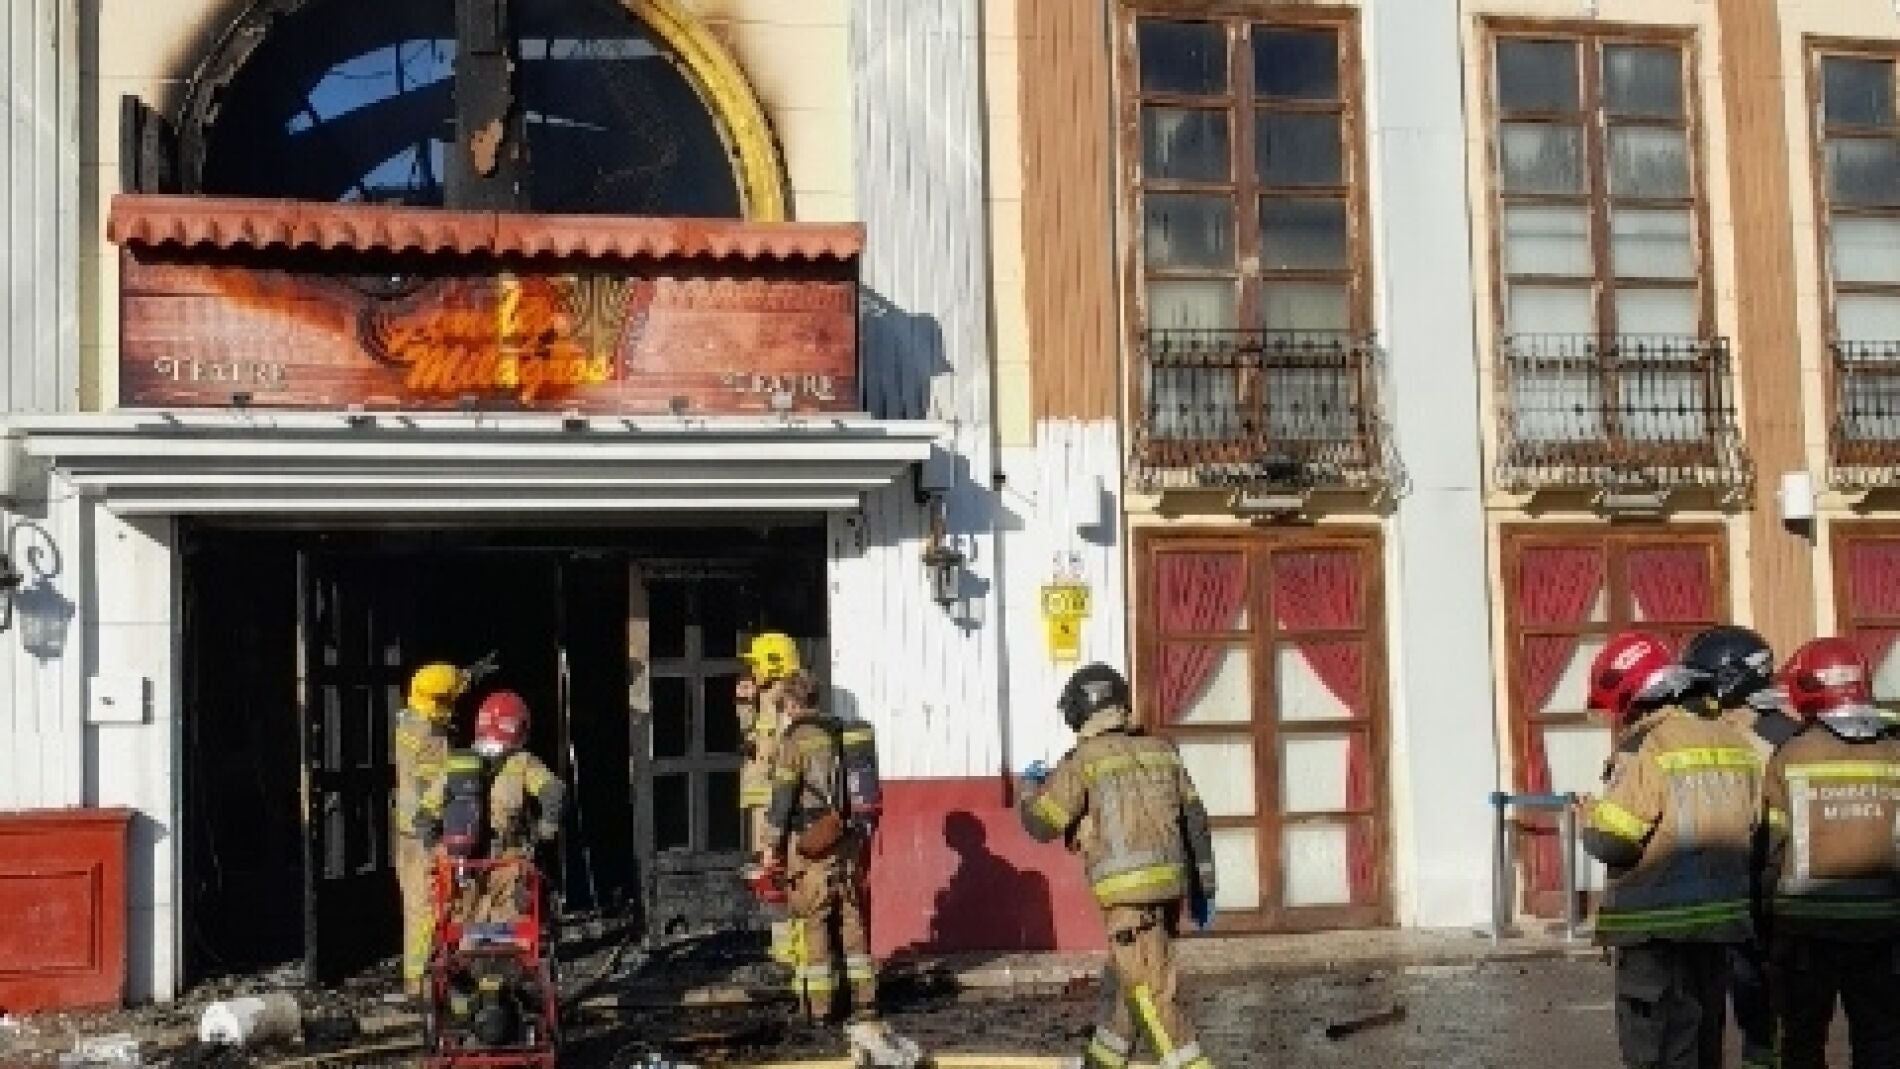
[{"xmin": 117, "ymin": 243, "xmax": 860, "ymax": 415}]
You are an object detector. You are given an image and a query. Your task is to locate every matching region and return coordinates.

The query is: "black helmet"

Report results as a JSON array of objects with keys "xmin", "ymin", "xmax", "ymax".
[
  {"xmin": 1058, "ymin": 663, "xmax": 1131, "ymax": 731},
  {"xmin": 1680, "ymin": 625, "xmax": 1775, "ymax": 708}
]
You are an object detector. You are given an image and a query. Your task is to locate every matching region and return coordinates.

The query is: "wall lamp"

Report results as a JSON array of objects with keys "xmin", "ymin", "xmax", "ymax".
[
  {"xmin": 915, "ymin": 447, "xmax": 964, "ymax": 606},
  {"xmin": 0, "ymin": 550, "xmax": 21, "ymax": 632}
]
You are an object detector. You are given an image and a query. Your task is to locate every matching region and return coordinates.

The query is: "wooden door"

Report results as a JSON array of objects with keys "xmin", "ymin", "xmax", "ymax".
[
  {"xmin": 1831, "ymin": 523, "xmax": 1900, "ymax": 717},
  {"xmin": 299, "ymin": 551, "xmax": 413, "ymax": 983},
  {"xmin": 1135, "ymin": 529, "xmax": 1390, "ymax": 932},
  {"xmin": 1500, "ymin": 525, "xmax": 1728, "ymax": 917},
  {"xmin": 630, "ymin": 564, "xmax": 758, "ymax": 941}
]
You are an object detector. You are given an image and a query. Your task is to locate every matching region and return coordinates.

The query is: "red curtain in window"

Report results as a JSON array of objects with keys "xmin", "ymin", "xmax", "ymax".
[
  {"xmin": 1272, "ymin": 551, "xmax": 1374, "ymax": 903},
  {"xmin": 1155, "ymin": 553, "xmax": 1249, "ymax": 724},
  {"xmin": 1848, "ymin": 541, "xmax": 1900, "ymax": 693},
  {"xmin": 1515, "ymin": 546, "xmax": 1606, "ymax": 894},
  {"xmin": 1626, "ymin": 546, "xmax": 1714, "ymax": 624}
]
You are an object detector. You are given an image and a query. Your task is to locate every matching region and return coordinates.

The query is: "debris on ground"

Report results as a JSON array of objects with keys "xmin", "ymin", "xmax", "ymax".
[
  {"xmin": 197, "ymin": 993, "xmax": 300, "ymax": 1048},
  {"xmin": 1322, "ymin": 1003, "xmax": 1408, "ymax": 1040},
  {"xmin": 56, "ymin": 1032, "xmax": 142, "ymax": 1067}
]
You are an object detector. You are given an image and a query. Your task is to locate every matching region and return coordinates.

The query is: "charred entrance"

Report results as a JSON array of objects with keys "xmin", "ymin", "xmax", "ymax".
[{"xmin": 180, "ymin": 522, "xmax": 826, "ymax": 986}]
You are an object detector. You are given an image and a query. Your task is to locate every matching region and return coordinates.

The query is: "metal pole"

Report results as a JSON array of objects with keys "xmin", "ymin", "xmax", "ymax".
[
  {"xmin": 1489, "ymin": 791, "xmax": 1509, "ymax": 944},
  {"xmin": 1558, "ymin": 793, "xmax": 1580, "ymax": 942}
]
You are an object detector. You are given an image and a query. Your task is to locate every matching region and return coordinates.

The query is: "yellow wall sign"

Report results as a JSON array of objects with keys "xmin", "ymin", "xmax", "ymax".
[{"xmin": 1040, "ymin": 581, "xmax": 1092, "ymax": 663}]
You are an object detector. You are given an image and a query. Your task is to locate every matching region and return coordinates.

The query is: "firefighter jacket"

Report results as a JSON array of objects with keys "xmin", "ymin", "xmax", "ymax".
[
  {"xmin": 418, "ymin": 750, "xmax": 566, "ymax": 856},
  {"xmin": 1017, "ymin": 711, "xmax": 1217, "ymax": 909},
  {"xmin": 1581, "ymin": 703, "xmax": 1763, "ymax": 945},
  {"xmin": 393, "ymin": 707, "xmax": 449, "ymax": 842},
  {"xmin": 763, "ymin": 715, "xmax": 875, "ymax": 867},
  {"xmin": 1762, "ymin": 728, "xmax": 1900, "ymax": 939},
  {"xmin": 741, "ymin": 681, "xmax": 791, "ymax": 809},
  {"xmin": 1721, "ymin": 702, "xmax": 1801, "ymax": 765}
]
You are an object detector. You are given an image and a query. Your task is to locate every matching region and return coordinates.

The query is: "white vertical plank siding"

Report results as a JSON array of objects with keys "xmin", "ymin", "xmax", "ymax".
[
  {"xmin": 834, "ymin": 0, "xmax": 1000, "ymax": 780},
  {"xmin": 1, "ymin": 0, "xmax": 78, "ymax": 414},
  {"xmin": 997, "ymin": 421, "xmax": 1125, "ymax": 774},
  {"xmin": 1365, "ymin": 0, "xmax": 1502, "ymax": 928},
  {"xmin": 0, "ymin": 0, "xmax": 82, "ymax": 813}
]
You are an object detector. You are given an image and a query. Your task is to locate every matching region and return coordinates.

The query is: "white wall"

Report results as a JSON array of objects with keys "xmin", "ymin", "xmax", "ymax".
[
  {"xmin": 831, "ymin": 0, "xmax": 1004, "ymax": 780},
  {"xmin": 997, "ymin": 422, "xmax": 1126, "ymax": 775},
  {"xmin": 1366, "ymin": 0, "xmax": 1502, "ymax": 928}
]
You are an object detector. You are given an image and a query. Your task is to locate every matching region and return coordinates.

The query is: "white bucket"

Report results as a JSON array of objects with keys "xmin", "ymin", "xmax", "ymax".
[{"xmin": 197, "ymin": 993, "xmax": 300, "ymax": 1047}]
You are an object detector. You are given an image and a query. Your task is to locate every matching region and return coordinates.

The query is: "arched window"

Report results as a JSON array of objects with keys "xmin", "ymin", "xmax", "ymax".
[{"xmin": 178, "ymin": 0, "xmax": 767, "ymax": 217}]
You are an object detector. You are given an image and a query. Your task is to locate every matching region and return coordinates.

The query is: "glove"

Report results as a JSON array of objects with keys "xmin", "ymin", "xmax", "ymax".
[
  {"xmin": 1189, "ymin": 890, "xmax": 1215, "ymax": 931},
  {"xmin": 1021, "ymin": 760, "xmax": 1051, "ymax": 785},
  {"xmin": 535, "ymin": 820, "xmax": 560, "ymax": 842}
]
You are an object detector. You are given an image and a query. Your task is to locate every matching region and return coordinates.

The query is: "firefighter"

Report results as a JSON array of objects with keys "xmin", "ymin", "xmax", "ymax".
[
  {"xmin": 416, "ymin": 690, "xmax": 566, "ymax": 924},
  {"xmin": 1018, "ymin": 663, "xmax": 1218, "ymax": 1069},
  {"xmin": 1681, "ymin": 625, "xmax": 1796, "ymax": 1069},
  {"xmin": 1762, "ymin": 637, "xmax": 1900, "ymax": 1069},
  {"xmin": 739, "ymin": 632, "xmax": 801, "ymax": 853},
  {"xmin": 1577, "ymin": 631, "xmax": 1764, "ymax": 1069},
  {"xmin": 758, "ymin": 671, "xmax": 922, "ymax": 1068},
  {"xmin": 394, "ymin": 660, "xmax": 476, "ymax": 997}
]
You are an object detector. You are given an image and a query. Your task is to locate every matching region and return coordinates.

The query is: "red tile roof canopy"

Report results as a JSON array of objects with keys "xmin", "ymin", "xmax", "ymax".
[
  {"xmin": 108, "ymin": 195, "xmax": 866, "ymax": 415},
  {"xmin": 107, "ymin": 195, "xmax": 863, "ymax": 264}
]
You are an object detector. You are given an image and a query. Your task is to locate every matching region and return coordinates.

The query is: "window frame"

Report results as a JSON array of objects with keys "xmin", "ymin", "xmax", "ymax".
[
  {"xmin": 1807, "ymin": 41, "xmax": 1900, "ymax": 461},
  {"xmin": 1118, "ymin": 6, "xmax": 1373, "ymax": 456},
  {"xmin": 1483, "ymin": 22, "xmax": 1715, "ymax": 342}
]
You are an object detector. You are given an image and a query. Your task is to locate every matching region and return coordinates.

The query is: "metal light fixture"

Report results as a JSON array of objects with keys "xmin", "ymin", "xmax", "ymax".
[{"xmin": 0, "ymin": 551, "xmax": 21, "ymax": 632}]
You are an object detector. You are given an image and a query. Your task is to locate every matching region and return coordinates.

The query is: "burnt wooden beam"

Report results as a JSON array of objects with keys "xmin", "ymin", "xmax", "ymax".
[{"xmin": 448, "ymin": 0, "xmax": 525, "ymax": 209}]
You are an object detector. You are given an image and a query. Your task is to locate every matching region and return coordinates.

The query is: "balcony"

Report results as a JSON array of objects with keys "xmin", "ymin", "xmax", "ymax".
[
  {"xmin": 1829, "ymin": 340, "xmax": 1900, "ymax": 490},
  {"xmin": 1494, "ymin": 334, "xmax": 1751, "ymax": 499},
  {"xmin": 1131, "ymin": 330, "xmax": 1391, "ymax": 495}
]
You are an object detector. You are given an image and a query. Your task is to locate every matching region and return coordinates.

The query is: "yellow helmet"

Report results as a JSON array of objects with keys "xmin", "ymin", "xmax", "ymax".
[
  {"xmin": 407, "ymin": 662, "xmax": 467, "ymax": 721},
  {"xmin": 741, "ymin": 632, "xmax": 800, "ymax": 682}
]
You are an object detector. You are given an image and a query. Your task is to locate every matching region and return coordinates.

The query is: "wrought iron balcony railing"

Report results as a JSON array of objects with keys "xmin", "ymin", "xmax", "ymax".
[
  {"xmin": 1495, "ymin": 334, "xmax": 1751, "ymax": 496},
  {"xmin": 1132, "ymin": 329, "xmax": 1391, "ymax": 493},
  {"xmin": 1830, "ymin": 340, "xmax": 1900, "ymax": 489}
]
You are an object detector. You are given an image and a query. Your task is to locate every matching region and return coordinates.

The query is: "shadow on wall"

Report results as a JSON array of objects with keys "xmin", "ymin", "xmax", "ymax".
[
  {"xmin": 920, "ymin": 810, "xmax": 1055, "ymax": 953},
  {"xmin": 859, "ymin": 288, "xmax": 947, "ymax": 423}
]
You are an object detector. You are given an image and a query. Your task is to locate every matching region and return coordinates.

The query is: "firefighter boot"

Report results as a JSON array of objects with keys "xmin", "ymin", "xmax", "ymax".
[{"xmin": 844, "ymin": 1021, "xmax": 924, "ymax": 1068}]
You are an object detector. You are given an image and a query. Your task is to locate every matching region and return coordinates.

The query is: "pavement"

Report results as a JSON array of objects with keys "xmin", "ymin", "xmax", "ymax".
[{"xmin": 0, "ymin": 928, "xmax": 1854, "ymax": 1067}]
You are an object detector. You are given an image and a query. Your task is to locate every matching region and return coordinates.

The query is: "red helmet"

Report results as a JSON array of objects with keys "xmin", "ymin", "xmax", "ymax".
[
  {"xmin": 1588, "ymin": 631, "xmax": 1682, "ymax": 721},
  {"xmin": 474, "ymin": 690, "xmax": 530, "ymax": 756},
  {"xmin": 1781, "ymin": 638, "xmax": 1883, "ymax": 738}
]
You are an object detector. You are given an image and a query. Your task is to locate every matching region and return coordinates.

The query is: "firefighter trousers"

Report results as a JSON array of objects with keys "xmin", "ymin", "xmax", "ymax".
[
  {"xmin": 1772, "ymin": 935, "xmax": 1900, "ymax": 1069},
  {"xmin": 394, "ymin": 835, "xmax": 435, "ymax": 994},
  {"xmin": 1612, "ymin": 941, "xmax": 1730, "ymax": 1069},
  {"xmin": 786, "ymin": 855, "xmax": 877, "ymax": 1022},
  {"xmin": 1081, "ymin": 903, "xmax": 1214, "ymax": 1069},
  {"xmin": 1729, "ymin": 940, "xmax": 1776, "ymax": 1069}
]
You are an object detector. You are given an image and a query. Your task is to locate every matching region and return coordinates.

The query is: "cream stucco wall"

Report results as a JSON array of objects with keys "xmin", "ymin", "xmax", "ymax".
[
  {"xmin": 1773, "ymin": 0, "xmax": 1900, "ymax": 635},
  {"xmin": 75, "ymin": 0, "xmax": 857, "ymax": 409}
]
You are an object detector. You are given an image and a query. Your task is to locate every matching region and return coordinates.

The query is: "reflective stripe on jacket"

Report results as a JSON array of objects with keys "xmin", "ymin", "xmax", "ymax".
[
  {"xmin": 1018, "ymin": 716, "xmax": 1216, "ymax": 908},
  {"xmin": 740, "ymin": 682, "xmax": 790, "ymax": 808},
  {"xmin": 1764, "ymin": 729, "xmax": 1900, "ymax": 939},
  {"xmin": 1582, "ymin": 704, "xmax": 1762, "ymax": 945},
  {"xmin": 393, "ymin": 708, "xmax": 448, "ymax": 839}
]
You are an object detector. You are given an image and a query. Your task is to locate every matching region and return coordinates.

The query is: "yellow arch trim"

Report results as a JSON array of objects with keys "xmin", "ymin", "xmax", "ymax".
[{"xmin": 627, "ymin": 0, "xmax": 791, "ymax": 222}]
